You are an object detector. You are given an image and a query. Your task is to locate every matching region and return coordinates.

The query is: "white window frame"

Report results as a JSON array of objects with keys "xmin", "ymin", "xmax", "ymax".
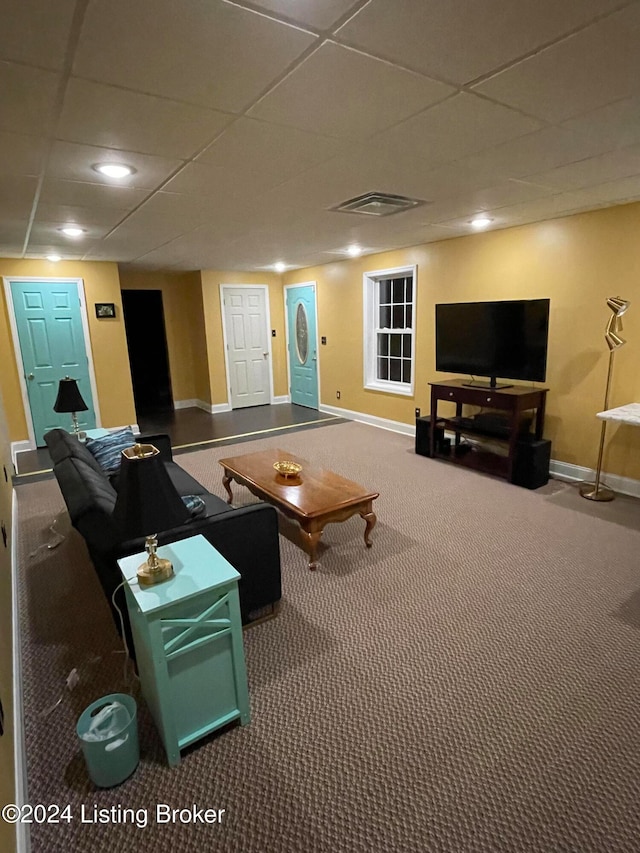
[{"xmin": 363, "ymin": 264, "xmax": 417, "ymax": 397}]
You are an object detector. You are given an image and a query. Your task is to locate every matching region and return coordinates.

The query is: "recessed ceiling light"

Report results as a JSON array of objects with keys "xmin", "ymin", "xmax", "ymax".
[
  {"xmin": 46, "ymin": 254, "xmax": 61, "ymax": 262},
  {"xmin": 471, "ymin": 216, "xmax": 493, "ymax": 229},
  {"xmin": 59, "ymin": 225, "xmax": 86, "ymax": 237},
  {"xmin": 274, "ymin": 262, "xmax": 286, "ymax": 273},
  {"xmin": 347, "ymin": 244, "xmax": 362, "ymax": 257},
  {"xmin": 92, "ymin": 162, "xmax": 136, "ymax": 179}
]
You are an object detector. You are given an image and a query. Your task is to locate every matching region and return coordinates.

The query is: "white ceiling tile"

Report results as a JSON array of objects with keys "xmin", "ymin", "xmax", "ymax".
[
  {"xmin": 34, "ymin": 204, "xmax": 129, "ymax": 229},
  {"xmin": 248, "ymin": 42, "xmax": 454, "ymax": 138},
  {"xmin": 336, "ymin": 0, "xmax": 622, "ymax": 85},
  {"xmin": 0, "ymin": 221, "xmax": 29, "ymax": 244},
  {"xmin": 197, "ymin": 117, "xmax": 346, "ymax": 184},
  {"xmin": 39, "ymin": 179, "xmax": 149, "ymax": 210},
  {"xmin": 467, "ymin": 192, "xmax": 594, "ymax": 225},
  {"xmin": 561, "ymin": 97, "xmax": 640, "ymax": 152},
  {"xmin": 46, "ymin": 141, "xmax": 182, "ymax": 189},
  {"xmin": 566, "ymin": 175, "xmax": 640, "ymax": 207},
  {"xmin": 0, "ymin": 132, "xmax": 46, "ymax": 176},
  {"xmin": 25, "ymin": 246, "xmax": 86, "ymax": 260},
  {"xmin": 247, "ymin": 0, "xmax": 363, "ymax": 29},
  {"xmin": 163, "ymin": 161, "xmax": 263, "ymax": 200},
  {"xmin": 73, "ymin": 0, "xmax": 315, "ymax": 112},
  {"xmin": 29, "ymin": 221, "xmax": 111, "ymax": 243},
  {"xmin": 0, "ymin": 61, "xmax": 60, "ymax": 136},
  {"xmin": 0, "ymin": 177, "xmax": 38, "ymax": 219},
  {"xmin": 474, "ymin": 4, "xmax": 640, "ymax": 123},
  {"xmin": 373, "ymin": 93, "xmax": 543, "ymax": 167},
  {"xmin": 58, "ymin": 79, "xmax": 235, "ymax": 158},
  {"xmin": 524, "ymin": 145, "xmax": 640, "ymax": 191},
  {"xmin": 0, "ymin": 0, "xmax": 76, "ymax": 70},
  {"xmin": 457, "ymin": 127, "xmax": 616, "ymax": 186}
]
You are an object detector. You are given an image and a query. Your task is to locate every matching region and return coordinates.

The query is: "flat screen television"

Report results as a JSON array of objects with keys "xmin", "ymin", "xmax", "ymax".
[{"xmin": 435, "ymin": 298, "xmax": 550, "ymax": 388}]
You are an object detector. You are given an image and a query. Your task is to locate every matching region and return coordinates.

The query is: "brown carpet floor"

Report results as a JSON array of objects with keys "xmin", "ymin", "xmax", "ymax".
[{"xmin": 15, "ymin": 421, "xmax": 640, "ymax": 852}]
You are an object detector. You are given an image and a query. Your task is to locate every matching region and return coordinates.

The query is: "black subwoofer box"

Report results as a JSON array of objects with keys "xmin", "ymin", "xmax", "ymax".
[
  {"xmin": 415, "ymin": 415, "xmax": 444, "ymax": 457},
  {"xmin": 511, "ymin": 436, "xmax": 551, "ymax": 489}
]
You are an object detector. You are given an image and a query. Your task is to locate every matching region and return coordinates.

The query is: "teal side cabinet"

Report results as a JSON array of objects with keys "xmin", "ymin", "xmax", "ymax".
[{"xmin": 118, "ymin": 534, "xmax": 250, "ymax": 766}]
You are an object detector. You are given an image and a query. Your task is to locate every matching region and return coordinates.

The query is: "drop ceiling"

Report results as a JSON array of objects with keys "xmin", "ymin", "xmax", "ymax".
[{"xmin": 2, "ymin": 0, "xmax": 640, "ymax": 271}]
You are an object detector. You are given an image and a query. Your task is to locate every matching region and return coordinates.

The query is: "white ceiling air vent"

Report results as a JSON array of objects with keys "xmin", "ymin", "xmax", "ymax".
[{"xmin": 331, "ymin": 191, "xmax": 426, "ymax": 216}]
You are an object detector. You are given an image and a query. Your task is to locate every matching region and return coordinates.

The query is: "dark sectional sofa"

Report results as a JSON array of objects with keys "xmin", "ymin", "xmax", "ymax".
[{"xmin": 44, "ymin": 428, "xmax": 282, "ymax": 650}]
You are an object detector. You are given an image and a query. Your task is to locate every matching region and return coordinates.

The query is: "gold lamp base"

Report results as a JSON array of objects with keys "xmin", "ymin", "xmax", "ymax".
[
  {"xmin": 137, "ymin": 556, "xmax": 175, "ymax": 586},
  {"xmin": 136, "ymin": 534, "xmax": 175, "ymax": 586},
  {"xmin": 579, "ymin": 482, "xmax": 615, "ymax": 502}
]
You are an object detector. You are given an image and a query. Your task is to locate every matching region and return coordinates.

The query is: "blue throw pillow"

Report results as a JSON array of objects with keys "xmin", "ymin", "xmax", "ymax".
[
  {"xmin": 181, "ymin": 495, "xmax": 206, "ymax": 518},
  {"xmin": 85, "ymin": 428, "xmax": 136, "ymax": 475}
]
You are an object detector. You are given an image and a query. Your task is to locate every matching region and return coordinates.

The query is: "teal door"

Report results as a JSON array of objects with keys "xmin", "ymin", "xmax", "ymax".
[
  {"xmin": 286, "ymin": 284, "xmax": 318, "ymax": 409},
  {"xmin": 10, "ymin": 279, "xmax": 96, "ymax": 445}
]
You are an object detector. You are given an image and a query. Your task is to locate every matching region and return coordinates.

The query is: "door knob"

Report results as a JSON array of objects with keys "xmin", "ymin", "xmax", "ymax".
[
  {"xmin": 263, "ymin": 351, "xmax": 268, "ymax": 358},
  {"xmin": 27, "ymin": 373, "xmax": 34, "ymax": 380}
]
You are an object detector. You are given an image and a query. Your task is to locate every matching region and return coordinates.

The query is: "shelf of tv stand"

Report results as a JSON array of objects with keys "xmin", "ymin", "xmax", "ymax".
[
  {"xmin": 434, "ymin": 441, "xmax": 511, "ymax": 478},
  {"xmin": 428, "ymin": 379, "xmax": 548, "ymax": 483}
]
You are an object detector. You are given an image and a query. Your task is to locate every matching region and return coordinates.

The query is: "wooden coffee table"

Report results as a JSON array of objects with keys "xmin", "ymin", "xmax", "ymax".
[{"xmin": 219, "ymin": 449, "xmax": 379, "ymax": 570}]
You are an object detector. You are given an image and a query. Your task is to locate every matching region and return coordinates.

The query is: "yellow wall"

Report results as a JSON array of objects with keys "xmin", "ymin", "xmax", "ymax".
[
  {"xmin": 199, "ymin": 270, "xmax": 287, "ymax": 406},
  {"xmin": 0, "ymin": 259, "xmax": 135, "ymax": 442},
  {"xmin": 284, "ymin": 202, "xmax": 640, "ymax": 480},
  {"xmin": 119, "ymin": 269, "xmax": 211, "ymax": 405},
  {"xmin": 0, "ymin": 382, "xmax": 16, "ymax": 853}
]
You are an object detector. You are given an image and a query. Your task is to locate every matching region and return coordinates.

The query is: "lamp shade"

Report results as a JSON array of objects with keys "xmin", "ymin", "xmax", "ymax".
[
  {"xmin": 113, "ymin": 444, "xmax": 190, "ymax": 541},
  {"xmin": 53, "ymin": 377, "xmax": 88, "ymax": 413},
  {"xmin": 606, "ymin": 296, "xmax": 630, "ymax": 317}
]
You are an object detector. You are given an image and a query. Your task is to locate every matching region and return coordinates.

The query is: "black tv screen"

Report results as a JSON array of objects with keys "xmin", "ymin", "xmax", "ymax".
[{"xmin": 435, "ymin": 299, "xmax": 550, "ymax": 385}]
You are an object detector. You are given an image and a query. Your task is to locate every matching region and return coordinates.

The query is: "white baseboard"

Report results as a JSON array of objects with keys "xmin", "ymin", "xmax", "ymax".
[
  {"xmin": 549, "ymin": 460, "xmax": 640, "ymax": 499},
  {"xmin": 211, "ymin": 402, "xmax": 231, "ymax": 414},
  {"xmin": 173, "ymin": 399, "xmax": 198, "ymax": 410},
  {"xmin": 10, "ymin": 441, "xmax": 32, "ymax": 467},
  {"xmin": 319, "ymin": 403, "xmax": 415, "ymax": 436},
  {"xmin": 12, "ymin": 493, "xmax": 30, "ymax": 853},
  {"xmin": 272, "ymin": 395, "xmax": 290, "ymax": 405}
]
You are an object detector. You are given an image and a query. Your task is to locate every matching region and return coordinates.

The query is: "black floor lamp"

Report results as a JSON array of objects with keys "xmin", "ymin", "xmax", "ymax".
[{"xmin": 580, "ymin": 296, "xmax": 630, "ymax": 502}]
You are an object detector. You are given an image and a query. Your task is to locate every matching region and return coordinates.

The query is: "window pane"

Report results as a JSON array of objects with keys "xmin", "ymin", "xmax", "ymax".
[
  {"xmin": 392, "ymin": 305, "xmax": 404, "ymax": 328},
  {"xmin": 392, "ymin": 278, "xmax": 404, "ymax": 303},
  {"xmin": 377, "ymin": 357, "xmax": 389, "ymax": 380},
  {"xmin": 405, "ymin": 279, "xmax": 413, "ymax": 302},
  {"xmin": 389, "ymin": 334, "xmax": 401, "ymax": 357},
  {"xmin": 402, "ymin": 333, "xmax": 411, "ymax": 357},
  {"xmin": 377, "ymin": 334, "xmax": 389, "ymax": 356},
  {"xmin": 389, "ymin": 358, "xmax": 402, "ymax": 382},
  {"xmin": 379, "ymin": 306, "xmax": 391, "ymax": 328},
  {"xmin": 405, "ymin": 304, "xmax": 412, "ymax": 328},
  {"xmin": 402, "ymin": 360, "xmax": 412, "ymax": 383},
  {"xmin": 379, "ymin": 279, "xmax": 391, "ymax": 304}
]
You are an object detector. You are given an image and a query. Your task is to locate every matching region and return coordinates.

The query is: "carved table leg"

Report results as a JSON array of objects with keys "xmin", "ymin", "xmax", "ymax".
[
  {"xmin": 222, "ymin": 471, "xmax": 234, "ymax": 504},
  {"xmin": 300, "ymin": 527, "xmax": 323, "ymax": 570},
  {"xmin": 360, "ymin": 507, "xmax": 377, "ymax": 548}
]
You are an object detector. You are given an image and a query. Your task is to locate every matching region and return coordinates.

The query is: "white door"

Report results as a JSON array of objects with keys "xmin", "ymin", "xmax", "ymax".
[{"xmin": 222, "ymin": 286, "xmax": 271, "ymax": 409}]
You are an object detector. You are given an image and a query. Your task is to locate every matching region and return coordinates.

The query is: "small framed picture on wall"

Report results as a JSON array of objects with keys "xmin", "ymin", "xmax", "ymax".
[{"xmin": 95, "ymin": 302, "xmax": 116, "ymax": 318}]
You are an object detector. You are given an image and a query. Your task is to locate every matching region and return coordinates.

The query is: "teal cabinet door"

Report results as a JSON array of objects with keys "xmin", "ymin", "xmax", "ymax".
[
  {"xmin": 10, "ymin": 280, "xmax": 96, "ymax": 445},
  {"xmin": 286, "ymin": 283, "xmax": 318, "ymax": 409}
]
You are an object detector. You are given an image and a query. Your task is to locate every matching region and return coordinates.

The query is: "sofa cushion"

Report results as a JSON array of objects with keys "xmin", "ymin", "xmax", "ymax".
[
  {"xmin": 85, "ymin": 427, "xmax": 136, "ymax": 475},
  {"xmin": 44, "ymin": 428, "xmax": 106, "ymax": 477}
]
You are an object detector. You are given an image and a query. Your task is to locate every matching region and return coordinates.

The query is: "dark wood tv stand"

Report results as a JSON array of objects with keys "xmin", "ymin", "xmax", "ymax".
[{"xmin": 428, "ymin": 379, "xmax": 548, "ymax": 482}]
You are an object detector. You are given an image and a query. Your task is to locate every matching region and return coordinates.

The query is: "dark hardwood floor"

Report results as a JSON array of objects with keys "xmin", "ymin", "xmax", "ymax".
[{"xmin": 14, "ymin": 404, "xmax": 344, "ymax": 478}]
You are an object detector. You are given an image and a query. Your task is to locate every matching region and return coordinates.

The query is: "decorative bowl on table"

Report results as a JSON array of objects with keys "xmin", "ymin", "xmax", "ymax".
[{"xmin": 273, "ymin": 460, "xmax": 302, "ymax": 479}]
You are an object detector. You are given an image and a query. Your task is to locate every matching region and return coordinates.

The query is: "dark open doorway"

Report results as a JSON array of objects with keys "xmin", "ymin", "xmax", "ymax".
[{"xmin": 122, "ymin": 289, "xmax": 174, "ymax": 415}]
